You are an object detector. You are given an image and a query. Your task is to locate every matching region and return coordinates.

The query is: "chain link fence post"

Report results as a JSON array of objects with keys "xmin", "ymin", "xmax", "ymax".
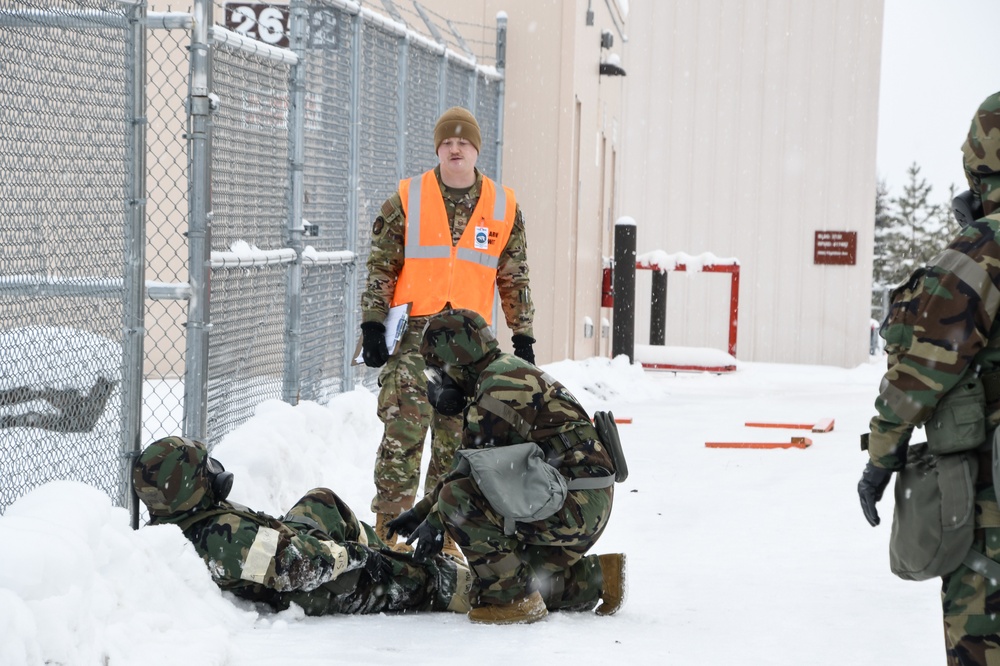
[{"xmin": 182, "ymin": 0, "xmax": 215, "ymax": 441}]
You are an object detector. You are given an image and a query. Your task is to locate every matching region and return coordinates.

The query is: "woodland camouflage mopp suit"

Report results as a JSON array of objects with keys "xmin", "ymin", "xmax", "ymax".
[
  {"xmin": 132, "ymin": 437, "xmax": 471, "ymax": 616},
  {"xmin": 859, "ymin": 92, "xmax": 1000, "ymax": 665},
  {"xmin": 386, "ymin": 309, "xmax": 626, "ymax": 625}
]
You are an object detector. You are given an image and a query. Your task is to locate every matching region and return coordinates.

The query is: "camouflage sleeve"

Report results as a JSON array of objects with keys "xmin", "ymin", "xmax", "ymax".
[
  {"xmin": 192, "ymin": 514, "xmax": 363, "ymax": 593},
  {"xmin": 496, "ymin": 203, "xmax": 535, "ymax": 338},
  {"xmin": 360, "ymin": 193, "xmax": 406, "ymax": 325},
  {"xmin": 464, "ymin": 400, "xmax": 518, "ymax": 450},
  {"xmin": 869, "ymin": 219, "xmax": 1000, "ymax": 468}
]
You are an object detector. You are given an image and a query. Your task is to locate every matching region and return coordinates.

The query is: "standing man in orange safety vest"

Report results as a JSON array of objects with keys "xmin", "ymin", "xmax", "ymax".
[{"xmin": 359, "ymin": 107, "xmax": 536, "ymax": 557}]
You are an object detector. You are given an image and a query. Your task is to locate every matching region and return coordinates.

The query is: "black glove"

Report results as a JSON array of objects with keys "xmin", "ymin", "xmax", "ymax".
[
  {"xmin": 858, "ymin": 461, "xmax": 894, "ymax": 527},
  {"xmin": 512, "ymin": 334, "xmax": 536, "ymax": 364},
  {"xmin": 406, "ymin": 519, "xmax": 444, "ymax": 562},
  {"xmin": 385, "ymin": 508, "xmax": 423, "ymax": 541},
  {"xmin": 361, "ymin": 548, "xmax": 393, "ymax": 582},
  {"xmin": 360, "ymin": 321, "xmax": 389, "ymax": 368}
]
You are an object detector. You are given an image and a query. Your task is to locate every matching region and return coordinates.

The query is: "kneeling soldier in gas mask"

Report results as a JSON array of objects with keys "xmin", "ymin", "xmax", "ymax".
[
  {"xmin": 133, "ymin": 436, "xmax": 471, "ymax": 616},
  {"xmin": 387, "ymin": 309, "xmax": 627, "ymax": 624}
]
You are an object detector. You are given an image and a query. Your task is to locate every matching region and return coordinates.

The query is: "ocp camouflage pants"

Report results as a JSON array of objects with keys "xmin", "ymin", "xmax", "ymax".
[
  {"xmin": 371, "ymin": 318, "xmax": 462, "ymax": 515},
  {"xmin": 275, "ymin": 489, "xmax": 470, "ymax": 615},
  {"xmin": 435, "ymin": 475, "xmax": 613, "ymax": 609},
  {"xmin": 942, "ymin": 475, "xmax": 1000, "ymax": 665}
]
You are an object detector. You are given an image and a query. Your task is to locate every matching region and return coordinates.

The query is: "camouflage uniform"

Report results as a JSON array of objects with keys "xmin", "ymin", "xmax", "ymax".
[
  {"xmin": 413, "ymin": 310, "xmax": 615, "ymax": 610},
  {"xmin": 867, "ymin": 92, "xmax": 1000, "ymax": 664},
  {"xmin": 133, "ymin": 437, "xmax": 471, "ymax": 615},
  {"xmin": 361, "ymin": 166, "xmax": 534, "ymax": 515}
]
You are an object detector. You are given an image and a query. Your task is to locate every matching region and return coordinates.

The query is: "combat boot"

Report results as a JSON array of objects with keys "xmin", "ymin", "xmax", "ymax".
[
  {"xmin": 595, "ymin": 553, "xmax": 627, "ymax": 616},
  {"xmin": 375, "ymin": 513, "xmax": 413, "ymax": 553},
  {"xmin": 441, "ymin": 533, "xmax": 465, "ymax": 562},
  {"xmin": 468, "ymin": 591, "xmax": 548, "ymax": 625},
  {"xmin": 446, "ymin": 562, "xmax": 473, "ymax": 613}
]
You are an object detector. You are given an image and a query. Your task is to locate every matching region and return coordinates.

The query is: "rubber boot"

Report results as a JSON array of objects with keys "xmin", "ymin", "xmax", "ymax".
[
  {"xmin": 374, "ymin": 513, "xmax": 413, "ymax": 553},
  {"xmin": 468, "ymin": 590, "xmax": 548, "ymax": 625},
  {"xmin": 595, "ymin": 553, "xmax": 627, "ymax": 616},
  {"xmin": 446, "ymin": 562, "xmax": 473, "ymax": 613}
]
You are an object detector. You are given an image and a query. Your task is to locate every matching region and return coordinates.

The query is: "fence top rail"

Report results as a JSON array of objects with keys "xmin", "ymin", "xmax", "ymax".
[
  {"xmin": 0, "ymin": 275, "xmax": 194, "ymax": 300},
  {"xmin": 143, "ymin": 3, "xmax": 500, "ymax": 80},
  {"xmin": 0, "ymin": 275, "xmax": 125, "ymax": 298},
  {"xmin": 0, "ymin": 8, "xmax": 129, "ymax": 28},
  {"xmin": 302, "ymin": 248, "xmax": 355, "ymax": 266},
  {"xmin": 210, "ymin": 247, "xmax": 298, "ymax": 269},
  {"xmin": 357, "ymin": 3, "xmax": 502, "ymax": 80},
  {"xmin": 146, "ymin": 11, "xmax": 192, "ymax": 30},
  {"xmin": 210, "ymin": 25, "xmax": 298, "ymax": 65}
]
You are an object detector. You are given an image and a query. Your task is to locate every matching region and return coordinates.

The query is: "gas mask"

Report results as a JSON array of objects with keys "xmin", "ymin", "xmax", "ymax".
[
  {"xmin": 424, "ymin": 366, "xmax": 468, "ymax": 416},
  {"xmin": 952, "ymin": 189, "xmax": 984, "ymax": 227},
  {"xmin": 206, "ymin": 456, "xmax": 234, "ymax": 501}
]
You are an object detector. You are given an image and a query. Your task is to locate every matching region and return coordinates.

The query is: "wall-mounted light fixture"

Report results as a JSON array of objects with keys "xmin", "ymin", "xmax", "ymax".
[{"xmin": 600, "ymin": 52, "xmax": 626, "ymax": 77}]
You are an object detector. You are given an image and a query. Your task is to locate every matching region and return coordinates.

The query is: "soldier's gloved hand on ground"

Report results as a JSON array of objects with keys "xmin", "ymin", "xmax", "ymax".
[
  {"xmin": 360, "ymin": 322, "xmax": 389, "ymax": 368},
  {"xmin": 406, "ymin": 519, "xmax": 444, "ymax": 562},
  {"xmin": 386, "ymin": 508, "xmax": 423, "ymax": 541},
  {"xmin": 362, "ymin": 548, "xmax": 393, "ymax": 582},
  {"xmin": 512, "ymin": 334, "xmax": 536, "ymax": 364},
  {"xmin": 858, "ymin": 461, "xmax": 894, "ymax": 527}
]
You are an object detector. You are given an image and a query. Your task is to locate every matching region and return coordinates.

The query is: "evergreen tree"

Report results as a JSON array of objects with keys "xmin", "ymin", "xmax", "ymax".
[
  {"xmin": 872, "ymin": 177, "xmax": 897, "ymax": 289},
  {"xmin": 892, "ymin": 162, "xmax": 942, "ymax": 279},
  {"xmin": 871, "ymin": 177, "xmax": 901, "ymax": 324},
  {"xmin": 871, "ymin": 164, "xmax": 955, "ymax": 323},
  {"xmin": 928, "ymin": 183, "xmax": 962, "ymax": 249}
]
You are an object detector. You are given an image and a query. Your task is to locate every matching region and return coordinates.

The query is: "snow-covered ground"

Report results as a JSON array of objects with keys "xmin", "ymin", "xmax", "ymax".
[{"xmin": 0, "ymin": 355, "xmax": 947, "ymax": 665}]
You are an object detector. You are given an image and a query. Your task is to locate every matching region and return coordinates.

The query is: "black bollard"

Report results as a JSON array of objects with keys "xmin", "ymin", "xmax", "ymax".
[
  {"xmin": 612, "ymin": 218, "xmax": 636, "ymax": 361},
  {"xmin": 650, "ymin": 270, "xmax": 667, "ymax": 346}
]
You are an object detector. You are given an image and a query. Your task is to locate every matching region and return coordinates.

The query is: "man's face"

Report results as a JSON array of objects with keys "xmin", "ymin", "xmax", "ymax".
[{"xmin": 437, "ymin": 137, "xmax": 478, "ymax": 181}]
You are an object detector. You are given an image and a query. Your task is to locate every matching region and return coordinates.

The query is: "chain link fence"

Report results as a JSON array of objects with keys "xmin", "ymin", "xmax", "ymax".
[
  {"xmin": 0, "ymin": 0, "xmax": 505, "ymax": 514},
  {"xmin": 0, "ymin": 0, "xmax": 143, "ymax": 513}
]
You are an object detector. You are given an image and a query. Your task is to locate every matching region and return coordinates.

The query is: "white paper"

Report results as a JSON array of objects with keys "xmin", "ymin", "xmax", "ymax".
[{"xmin": 353, "ymin": 303, "xmax": 411, "ymax": 365}]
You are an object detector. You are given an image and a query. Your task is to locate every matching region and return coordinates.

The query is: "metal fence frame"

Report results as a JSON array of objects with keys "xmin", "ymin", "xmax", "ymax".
[{"xmin": 0, "ymin": 0, "xmax": 506, "ymax": 518}]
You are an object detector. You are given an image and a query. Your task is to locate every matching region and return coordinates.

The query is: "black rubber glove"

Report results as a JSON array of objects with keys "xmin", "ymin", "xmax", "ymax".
[
  {"xmin": 362, "ymin": 548, "xmax": 393, "ymax": 582},
  {"xmin": 512, "ymin": 334, "xmax": 536, "ymax": 364},
  {"xmin": 360, "ymin": 321, "xmax": 389, "ymax": 368},
  {"xmin": 858, "ymin": 462, "xmax": 894, "ymax": 527},
  {"xmin": 385, "ymin": 508, "xmax": 424, "ymax": 541},
  {"xmin": 406, "ymin": 519, "xmax": 445, "ymax": 562}
]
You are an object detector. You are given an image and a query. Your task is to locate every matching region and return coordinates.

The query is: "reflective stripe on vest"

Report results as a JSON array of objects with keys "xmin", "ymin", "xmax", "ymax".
[{"xmin": 392, "ymin": 170, "xmax": 516, "ymax": 322}]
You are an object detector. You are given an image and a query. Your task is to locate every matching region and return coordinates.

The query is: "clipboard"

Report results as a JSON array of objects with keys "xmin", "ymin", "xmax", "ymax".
[{"xmin": 352, "ymin": 303, "xmax": 411, "ymax": 366}]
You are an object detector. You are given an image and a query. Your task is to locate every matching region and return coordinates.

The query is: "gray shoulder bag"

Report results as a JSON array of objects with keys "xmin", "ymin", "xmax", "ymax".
[
  {"xmin": 889, "ymin": 442, "xmax": 977, "ymax": 581},
  {"xmin": 456, "ymin": 442, "xmax": 615, "ymax": 536}
]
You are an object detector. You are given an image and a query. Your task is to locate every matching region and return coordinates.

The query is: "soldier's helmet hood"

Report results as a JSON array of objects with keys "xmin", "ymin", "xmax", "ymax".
[
  {"xmin": 420, "ymin": 309, "xmax": 500, "ymax": 370},
  {"xmin": 962, "ymin": 91, "xmax": 1000, "ymax": 217},
  {"xmin": 132, "ymin": 436, "xmax": 219, "ymax": 518}
]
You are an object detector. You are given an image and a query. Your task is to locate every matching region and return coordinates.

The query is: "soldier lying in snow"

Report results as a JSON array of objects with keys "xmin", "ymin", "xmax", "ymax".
[{"xmin": 132, "ymin": 436, "xmax": 470, "ymax": 616}]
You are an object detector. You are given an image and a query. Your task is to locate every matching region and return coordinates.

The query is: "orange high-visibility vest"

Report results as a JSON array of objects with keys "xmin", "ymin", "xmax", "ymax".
[{"xmin": 391, "ymin": 170, "xmax": 516, "ymax": 324}]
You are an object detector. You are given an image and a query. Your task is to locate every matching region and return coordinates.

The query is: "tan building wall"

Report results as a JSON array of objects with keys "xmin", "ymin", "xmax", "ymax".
[
  {"xmin": 426, "ymin": 0, "xmax": 882, "ymax": 368},
  {"xmin": 419, "ymin": 0, "xmax": 628, "ymax": 363},
  {"xmin": 620, "ymin": 0, "xmax": 884, "ymax": 367}
]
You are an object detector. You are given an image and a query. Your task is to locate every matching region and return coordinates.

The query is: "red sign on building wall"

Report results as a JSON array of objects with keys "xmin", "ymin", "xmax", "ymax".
[{"xmin": 814, "ymin": 231, "xmax": 857, "ymax": 265}]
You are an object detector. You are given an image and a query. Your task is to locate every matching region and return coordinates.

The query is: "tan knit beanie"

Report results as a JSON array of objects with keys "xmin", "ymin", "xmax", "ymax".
[{"xmin": 433, "ymin": 106, "xmax": 481, "ymax": 153}]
